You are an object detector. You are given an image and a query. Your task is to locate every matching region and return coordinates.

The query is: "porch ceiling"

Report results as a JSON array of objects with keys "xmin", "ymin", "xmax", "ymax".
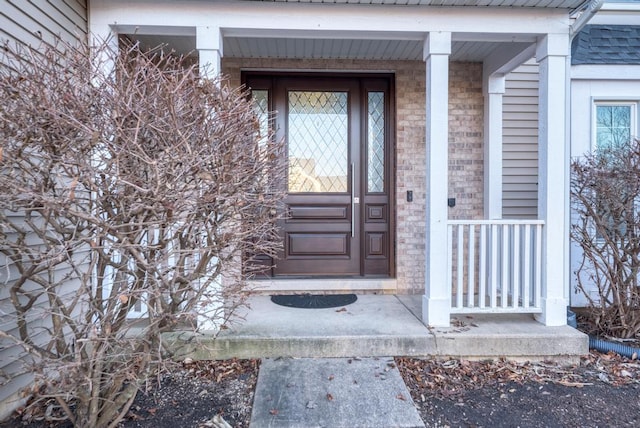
[
  {"xmin": 131, "ymin": 34, "xmax": 532, "ymax": 62},
  {"xmin": 224, "ymin": 37, "xmax": 505, "ymax": 62}
]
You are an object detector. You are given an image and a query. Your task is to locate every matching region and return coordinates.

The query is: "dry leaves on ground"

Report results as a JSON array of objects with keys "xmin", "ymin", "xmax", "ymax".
[
  {"xmin": 396, "ymin": 350, "xmax": 640, "ymax": 401},
  {"xmin": 181, "ymin": 358, "xmax": 260, "ymax": 383},
  {"xmin": 123, "ymin": 359, "xmax": 260, "ymax": 428}
]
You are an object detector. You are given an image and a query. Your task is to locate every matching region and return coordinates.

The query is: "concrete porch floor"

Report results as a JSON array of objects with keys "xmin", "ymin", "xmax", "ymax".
[{"xmin": 165, "ymin": 295, "xmax": 588, "ymax": 362}]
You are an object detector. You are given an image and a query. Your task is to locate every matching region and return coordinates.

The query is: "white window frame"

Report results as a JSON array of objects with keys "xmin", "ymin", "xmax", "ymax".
[
  {"xmin": 591, "ymin": 100, "xmax": 638, "ymax": 151},
  {"xmin": 589, "ymin": 100, "xmax": 639, "ymax": 242}
]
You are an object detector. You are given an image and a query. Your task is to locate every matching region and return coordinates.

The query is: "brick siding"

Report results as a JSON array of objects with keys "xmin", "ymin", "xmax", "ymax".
[{"xmin": 222, "ymin": 58, "xmax": 484, "ymax": 293}]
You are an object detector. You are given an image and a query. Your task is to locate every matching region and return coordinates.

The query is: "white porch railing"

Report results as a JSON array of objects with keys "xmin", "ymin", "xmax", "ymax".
[{"xmin": 447, "ymin": 220, "xmax": 544, "ymax": 314}]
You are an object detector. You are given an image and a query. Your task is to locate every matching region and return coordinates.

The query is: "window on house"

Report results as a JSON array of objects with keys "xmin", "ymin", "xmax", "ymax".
[
  {"xmin": 594, "ymin": 103, "xmax": 636, "ymax": 151},
  {"xmin": 592, "ymin": 102, "xmax": 639, "ymax": 240}
]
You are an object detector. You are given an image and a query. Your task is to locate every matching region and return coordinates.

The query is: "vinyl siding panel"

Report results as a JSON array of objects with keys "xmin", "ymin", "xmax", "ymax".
[
  {"xmin": 0, "ymin": 240, "xmax": 88, "ymax": 418},
  {"xmin": 503, "ymin": 166, "xmax": 539, "ymax": 177},
  {"xmin": 0, "ymin": 0, "xmax": 87, "ymax": 47},
  {"xmin": 502, "ymin": 61, "xmax": 539, "ymax": 219},
  {"xmin": 0, "ymin": 1, "xmax": 88, "ymax": 420},
  {"xmin": 503, "ymin": 103, "xmax": 538, "ymax": 113}
]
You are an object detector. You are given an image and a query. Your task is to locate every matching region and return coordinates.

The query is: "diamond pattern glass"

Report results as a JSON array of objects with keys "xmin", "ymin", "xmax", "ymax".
[
  {"xmin": 367, "ymin": 92, "xmax": 385, "ymax": 193},
  {"xmin": 252, "ymin": 90, "xmax": 269, "ymax": 146},
  {"xmin": 288, "ymin": 91, "xmax": 348, "ymax": 193}
]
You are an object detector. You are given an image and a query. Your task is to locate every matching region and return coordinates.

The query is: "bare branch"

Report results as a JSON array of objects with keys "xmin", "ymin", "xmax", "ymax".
[
  {"xmin": 571, "ymin": 139, "xmax": 640, "ymax": 339},
  {"xmin": 0, "ymin": 36, "xmax": 284, "ymax": 427}
]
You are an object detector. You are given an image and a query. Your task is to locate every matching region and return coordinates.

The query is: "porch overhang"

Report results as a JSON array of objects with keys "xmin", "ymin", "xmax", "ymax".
[
  {"xmin": 101, "ymin": 0, "xmax": 582, "ymax": 62},
  {"xmin": 122, "ymin": 30, "xmax": 540, "ymax": 65},
  {"xmin": 93, "ymin": 0, "xmax": 575, "ymax": 64}
]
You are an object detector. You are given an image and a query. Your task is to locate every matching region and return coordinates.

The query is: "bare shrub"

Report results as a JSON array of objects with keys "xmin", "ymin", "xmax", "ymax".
[
  {"xmin": 571, "ymin": 139, "xmax": 640, "ymax": 339},
  {"xmin": 0, "ymin": 38, "xmax": 283, "ymax": 427}
]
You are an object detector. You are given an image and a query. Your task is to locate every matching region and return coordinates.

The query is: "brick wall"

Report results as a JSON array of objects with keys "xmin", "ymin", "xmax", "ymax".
[
  {"xmin": 222, "ymin": 58, "xmax": 484, "ymax": 293},
  {"xmin": 448, "ymin": 62, "xmax": 485, "ymax": 221}
]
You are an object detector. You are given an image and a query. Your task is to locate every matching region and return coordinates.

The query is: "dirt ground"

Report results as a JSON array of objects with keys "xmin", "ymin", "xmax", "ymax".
[
  {"xmin": 397, "ymin": 352, "xmax": 640, "ymax": 428},
  {"xmin": 4, "ymin": 350, "xmax": 640, "ymax": 428}
]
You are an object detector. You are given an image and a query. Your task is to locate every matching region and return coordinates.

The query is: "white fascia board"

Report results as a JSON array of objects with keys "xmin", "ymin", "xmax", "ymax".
[
  {"xmin": 571, "ymin": 64, "xmax": 640, "ymax": 80},
  {"xmin": 107, "ymin": 26, "xmax": 196, "ymax": 37},
  {"xmin": 221, "ymin": 28, "xmax": 425, "ymax": 41},
  {"xmin": 598, "ymin": 3, "xmax": 640, "ymax": 12},
  {"xmin": 452, "ymin": 33, "xmax": 537, "ymax": 43},
  {"xmin": 589, "ymin": 12, "xmax": 640, "ymax": 25},
  {"xmin": 589, "ymin": 2, "xmax": 640, "ymax": 25},
  {"xmin": 89, "ymin": 0, "xmax": 571, "ymax": 38}
]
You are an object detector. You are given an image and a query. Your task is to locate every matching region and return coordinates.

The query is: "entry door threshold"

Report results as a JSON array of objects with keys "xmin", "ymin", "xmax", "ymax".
[{"xmin": 248, "ymin": 278, "xmax": 397, "ymax": 295}]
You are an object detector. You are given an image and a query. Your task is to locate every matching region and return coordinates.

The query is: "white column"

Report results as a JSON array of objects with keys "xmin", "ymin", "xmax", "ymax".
[
  {"xmin": 196, "ymin": 26, "xmax": 222, "ymax": 79},
  {"xmin": 535, "ymin": 33, "xmax": 569, "ymax": 326},
  {"xmin": 422, "ymin": 31, "xmax": 452, "ymax": 327},
  {"xmin": 89, "ymin": 27, "xmax": 119, "ymax": 311},
  {"xmin": 89, "ymin": 26, "xmax": 119, "ymax": 86},
  {"xmin": 483, "ymin": 74, "xmax": 505, "ymax": 220},
  {"xmin": 196, "ymin": 26, "xmax": 223, "ymax": 331}
]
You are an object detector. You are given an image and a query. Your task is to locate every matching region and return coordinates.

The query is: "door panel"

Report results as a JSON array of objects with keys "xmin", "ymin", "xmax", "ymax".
[
  {"xmin": 244, "ymin": 74, "xmax": 393, "ymax": 277},
  {"xmin": 289, "ymin": 234, "xmax": 348, "ymax": 255},
  {"xmin": 289, "ymin": 205, "xmax": 348, "ymax": 219},
  {"xmin": 275, "ymin": 78, "xmax": 361, "ymax": 276}
]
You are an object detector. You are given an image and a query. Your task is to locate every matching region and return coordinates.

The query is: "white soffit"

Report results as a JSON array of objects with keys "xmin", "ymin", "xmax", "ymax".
[
  {"xmin": 223, "ymin": 37, "xmax": 507, "ymax": 61},
  {"xmin": 129, "ymin": 35, "xmax": 532, "ymax": 62}
]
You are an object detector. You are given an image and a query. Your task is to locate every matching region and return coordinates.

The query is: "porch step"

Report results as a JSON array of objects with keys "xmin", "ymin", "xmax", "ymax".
[
  {"xmin": 163, "ymin": 295, "xmax": 588, "ymax": 362},
  {"xmin": 247, "ymin": 278, "xmax": 398, "ymax": 295}
]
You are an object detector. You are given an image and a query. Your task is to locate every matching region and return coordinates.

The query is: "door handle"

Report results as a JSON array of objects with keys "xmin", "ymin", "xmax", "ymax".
[{"xmin": 351, "ymin": 163, "xmax": 357, "ymax": 238}]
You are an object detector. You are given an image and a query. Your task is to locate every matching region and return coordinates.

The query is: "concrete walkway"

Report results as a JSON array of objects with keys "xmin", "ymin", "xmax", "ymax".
[
  {"xmin": 161, "ymin": 294, "xmax": 588, "ymax": 427},
  {"xmin": 250, "ymin": 357, "xmax": 425, "ymax": 428}
]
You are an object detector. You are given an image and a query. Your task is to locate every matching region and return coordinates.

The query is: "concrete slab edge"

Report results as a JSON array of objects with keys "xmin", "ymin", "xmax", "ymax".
[{"xmin": 162, "ymin": 330, "xmax": 589, "ymax": 362}]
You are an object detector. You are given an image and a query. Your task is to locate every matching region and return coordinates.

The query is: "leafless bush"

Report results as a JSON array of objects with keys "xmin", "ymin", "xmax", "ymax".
[
  {"xmin": 571, "ymin": 139, "xmax": 640, "ymax": 339},
  {"xmin": 0, "ymin": 38, "xmax": 284, "ymax": 427}
]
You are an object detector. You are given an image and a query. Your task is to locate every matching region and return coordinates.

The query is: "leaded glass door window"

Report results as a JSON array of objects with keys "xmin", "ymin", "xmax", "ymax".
[{"xmin": 288, "ymin": 91, "xmax": 349, "ymax": 193}]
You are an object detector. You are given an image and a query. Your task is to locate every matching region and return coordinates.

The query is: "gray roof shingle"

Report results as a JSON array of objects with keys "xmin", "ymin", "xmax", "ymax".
[{"xmin": 572, "ymin": 25, "xmax": 640, "ymax": 65}]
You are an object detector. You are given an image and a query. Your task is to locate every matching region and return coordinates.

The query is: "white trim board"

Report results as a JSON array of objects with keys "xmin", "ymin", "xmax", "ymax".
[
  {"xmin": 248, "ymin": 278, "xmax": 399, "ymax": 295},
  {"xmin": 572, "ymin": 65, "xmax": 640, "ymax": 80}
]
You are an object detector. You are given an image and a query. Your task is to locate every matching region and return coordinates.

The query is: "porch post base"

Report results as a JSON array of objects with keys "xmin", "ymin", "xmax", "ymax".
[
  {"xmin": 422, "ymin": 295, "xmax": 451, "ymax": 327},
  {"xmin": 534, "ymin": 297, "xmax": 568, "ymax": 326}
]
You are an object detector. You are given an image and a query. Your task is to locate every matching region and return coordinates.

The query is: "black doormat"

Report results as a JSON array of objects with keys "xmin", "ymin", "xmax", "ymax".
[{"xmin": 270, "ymin": 293, "xmax": 357, "ymax": 309}]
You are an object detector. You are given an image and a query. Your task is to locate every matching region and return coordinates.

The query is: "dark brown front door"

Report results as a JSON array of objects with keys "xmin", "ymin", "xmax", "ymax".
[{"xmin": 245, "ymin": 74, "xmax": 393, "ymax": 277}]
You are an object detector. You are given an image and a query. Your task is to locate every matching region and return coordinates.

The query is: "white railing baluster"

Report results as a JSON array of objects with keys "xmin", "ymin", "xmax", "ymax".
[
  {"xmin": 491, "ymin": 224, "xmax": 498, "ymax": 308},
  {"xmin": 535, "ymin": 224, "xmax": 542, "ymax": 309},
  {"xmin": 501, "ymin": 225, "xmax": 509, "ymax": 308},
  {"xmin": 467, "ymin": 224, "xmax": 475, "ymax": 308},
  {"xmin": 447, "ymin": 220, "xmax": 544, "ymax": 314},
  {"xmin": 479, "ymin": 225, "xmax": 486, "ymax": 309},
  {"xmin": 512, "ymin": 225, "xmax": 520, "ymax": 309},
  {"xmin": 457, "ymin": 224, "xmax": 464, "ymax": 310},
  {"xmin": 523, "ymin": 224, "xmax": 531, "ymax": 309}
]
